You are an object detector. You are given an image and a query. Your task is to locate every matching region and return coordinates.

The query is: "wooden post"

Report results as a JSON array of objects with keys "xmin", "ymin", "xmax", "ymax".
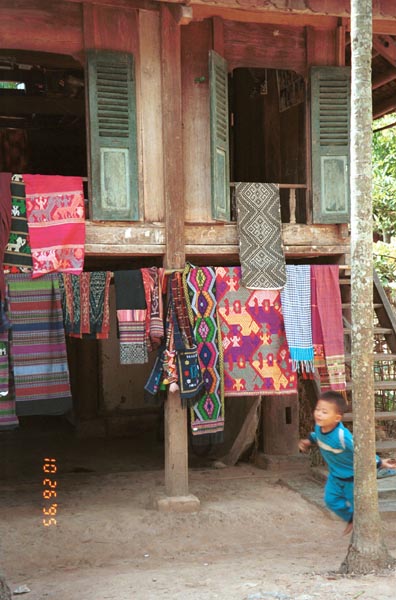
[
  {"xmin": 164, "ymin": 389, "xmax": 188, "ymax": 496},
  {"xmin": 158, "ymin": 5, "xmax": 199, "ymax": 511}
]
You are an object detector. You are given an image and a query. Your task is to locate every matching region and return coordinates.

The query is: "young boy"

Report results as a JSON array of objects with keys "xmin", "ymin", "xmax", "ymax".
[{"xmin": 299, "ymin": 390, "xmax": 396, "ymax": 535}]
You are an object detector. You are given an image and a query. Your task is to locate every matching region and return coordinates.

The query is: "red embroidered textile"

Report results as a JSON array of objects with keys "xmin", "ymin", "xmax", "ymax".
[{"xmin": 24, "ymin": 175, "xmax": 85, "ymax": 278}]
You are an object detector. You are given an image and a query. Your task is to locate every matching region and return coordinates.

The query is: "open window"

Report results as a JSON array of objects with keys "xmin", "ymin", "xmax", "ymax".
[
  {"xmin": 0, "ymin": 50, "xmax": 87, "ymax": 202},
  {"xmin": 209, "ymin": 51, "xmax": 307, "ymax": 223}
]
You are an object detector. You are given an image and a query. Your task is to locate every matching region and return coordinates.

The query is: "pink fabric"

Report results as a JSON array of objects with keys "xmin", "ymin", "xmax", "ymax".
[
  {"xmin": 311, "ymin": 265, "xmax": 346, "ymax": 392},
  {"xmin": 24, "ymin": 175, "xmax": 85, "ymax": 278}
]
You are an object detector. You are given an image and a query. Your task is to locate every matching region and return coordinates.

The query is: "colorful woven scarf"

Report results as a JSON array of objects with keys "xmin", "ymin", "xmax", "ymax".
[
  {"xmin": 141, "ymin": 267, "xmax": 164, "ymax": 350},
  {"xmin": 114, "ymin": 270, "xmax": 148, "ymax": 364},
  {"xmin": 216, "ymin": 266, "xmax": 297, "ymax": 396},
  {"xmin": 280, "ymin": 264, "xmax": 314, "ymax": 372},
  {"xmin": 145, "ymin": 272, "xmax": 204, "ymax": 406},
  {"xmin": 235, "ymin": 182, "xmax": 286, "ymax": 290},
  {"xmin": 24, "ymin": 174, "xmax": 85, "ymax": 278},
  {"xmin": 3, "ymin": 174, "xmax": 33, "ymax": 274},
  {"xmin": 7, "ymin": 273, "xmax": 72, "ymax": 416},
  {"xmin": 311, "ymin": 265, "xmax": 346, "ymax": 391},
  {"xmin": 184, "ymin": 265, "xmax": 224, "ymax": 442},
  {"xmin": 59, "ymin": 272, "xmax": 111, "ymax": 339},
  {"xmin": 0, "ymin": 331, "xmax": 18, "ymax": 430}
]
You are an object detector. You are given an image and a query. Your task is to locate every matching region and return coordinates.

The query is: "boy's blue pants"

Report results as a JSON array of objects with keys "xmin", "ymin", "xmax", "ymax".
[{"xmin": 324, "ymin": 474, "xmax": 354, "ymax": 522}]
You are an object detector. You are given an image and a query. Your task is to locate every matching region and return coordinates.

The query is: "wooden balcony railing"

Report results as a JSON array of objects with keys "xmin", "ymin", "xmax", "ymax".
[{"xmin": 230, "ymin": 182, "xmax": 308, "ymax": 225}]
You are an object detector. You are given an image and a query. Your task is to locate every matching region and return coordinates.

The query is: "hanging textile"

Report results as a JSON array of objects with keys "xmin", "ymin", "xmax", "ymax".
[
  {"xmin": 311, "ymin": 265, "xmax": 346, "ymax": 391},
  {"xmin": 145, "ymin": 272, "xmax": 204, "ymax": 406},
  {"xmin": 59, "ymin": 272, "xmax": 111, "ymax": 339},
  {"xmin": 280, "ymin": 264, "xmax": 314, "ymax": 372},
  {"xmin": 3, "ymin": 175, "xmax": 33, "ymax": 274},
  {"xmin": 0, "ymin": 173, "xmax": 12, "ymax": 304},
  {"xmin": 171, "ymin": 272, "xmax": 204, "ymax": 404},
  {"xmin": 114, "ymin": 270, "xmax": 148, "ymax": 364},
  {"xmin": 141, "ymin": 267, "xmax": 164, "ymax": 350},
  {"xmin": 215, "ymin": 266, "xmax": 297, "ymax": 396},
  {"xmin": 185, "ymin": 265, "xmax": 225, "ymax": 442},
  {"xmin": 0, "ymin": 331, "xmax": 18, "ymax": 430},
  {"xmin": 24, "ymin": 174, "xmax": 85, "ymax": 278},
  {"xmin": 7, "ymin": 273, "xmax": 72, "ymax": 416},
  {"xmin": 235, "ymin": 182, "xmax": 286, "ymax": 290}
]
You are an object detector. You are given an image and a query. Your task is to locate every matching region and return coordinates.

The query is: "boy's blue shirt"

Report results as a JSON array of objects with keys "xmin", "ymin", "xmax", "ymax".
[{"xmin": 308, "ymin": 422, "xmax": 381, "ymax": 479}]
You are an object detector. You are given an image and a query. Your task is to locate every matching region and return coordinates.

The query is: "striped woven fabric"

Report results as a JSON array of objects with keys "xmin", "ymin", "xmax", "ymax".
[
  {"xmin": 7, "ymin": 273, "xmax": 72, "ymax": 416},
  {"xmin": 117, "ymin": 309, "xmax": 148, "ymax": 364},
  {"xmin": 0, "ymin": 332, "xmax": 18, "ymax": 430}
]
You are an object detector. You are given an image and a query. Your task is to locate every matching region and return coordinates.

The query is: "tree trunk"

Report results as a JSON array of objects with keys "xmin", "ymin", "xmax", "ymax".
[
  {"xmin": 0, "ymin": 576, "xmax": 11, "ymax": 600},
  {"xmin": 342, "ymin": 0, "xmax": 394, "ymax": 574}
]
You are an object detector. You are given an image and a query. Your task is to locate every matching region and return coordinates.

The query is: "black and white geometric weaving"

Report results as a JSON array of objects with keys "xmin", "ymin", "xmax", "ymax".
[{"xmin": 235, "ymin": 182, "xmax": 286, "ymax": 290}]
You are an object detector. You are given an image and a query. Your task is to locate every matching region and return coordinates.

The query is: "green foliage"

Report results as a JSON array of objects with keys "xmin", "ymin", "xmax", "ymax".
[
  {"xmin": 373, "ymin": 114, "xmax": 396, "ymax": 241},
  {"xmin": 374, "ymin": 241, "xmax": 396, "ymax": 305}
]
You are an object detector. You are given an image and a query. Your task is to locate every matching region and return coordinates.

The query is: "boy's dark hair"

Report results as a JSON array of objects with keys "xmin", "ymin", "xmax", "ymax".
[{"xmin": 318, "ymin": 390, "xmax": 347, "ymax": 415}]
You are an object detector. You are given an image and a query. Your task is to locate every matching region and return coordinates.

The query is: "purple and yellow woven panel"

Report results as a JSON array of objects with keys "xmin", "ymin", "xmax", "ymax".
[
  {"xmin": 215, "ymin": 266, "xmax": 297, "ymax": 397},
  {"xmin": 186, "ymin": 266, "xmax": 224, "ymax": 441}
]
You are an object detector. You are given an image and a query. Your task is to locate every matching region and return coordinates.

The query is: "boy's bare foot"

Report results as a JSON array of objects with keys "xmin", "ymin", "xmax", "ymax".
[{"xmin": 343, "ymin": 521, "xmax": 353, "ymax": 536}]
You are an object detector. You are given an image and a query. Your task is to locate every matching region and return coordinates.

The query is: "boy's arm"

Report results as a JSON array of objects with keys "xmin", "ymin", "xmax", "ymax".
[
  {"xmin": 299, "ymin": 432, "xmax": 316, "ymax": 452},
  {"xmin": 378, "ymin": 457, "xmax": 396, "ymax": 469},
  {"xmin": 344, "ymin": 427, "xmax": 396, "ymax": 469}
]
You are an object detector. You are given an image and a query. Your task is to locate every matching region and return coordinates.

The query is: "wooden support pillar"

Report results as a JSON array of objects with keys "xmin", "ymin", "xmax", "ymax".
[
  {"xmin": 164, "ymin": 390, "xmax": 188, "ymax": 496},
  {"xmin": 255, "ymin": 394, "xmax": 309, "ymax": 472},
  {"xmin": 158, "ymin": 5, "xmax": 199, "ymax": 511}
]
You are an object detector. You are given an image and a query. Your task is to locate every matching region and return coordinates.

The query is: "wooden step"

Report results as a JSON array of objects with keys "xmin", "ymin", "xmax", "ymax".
[
  {"xmin": 344, "ymin": 327, "xmax": 393, "ymax": 335},
  {"xmin": 346, "ymin": 381, "xmax": 396, "ymax": 391},
  {"xmin": 344, "ymin": 353, "xmax": 396, "ymax": 362},
  {"xmin": 376, "ymin": 440, "xmax": 396, "ymax": 452},
  {"xmin": 343, "ymin": 411, "xmax": 396, "ymax": 422},
  {"xmin": 339, "ymin": 278, "xmax": 351, "ymax": 284},
  {"xmin": 342, "ymin": 303, "xmax": 382, "ymax": 309}
]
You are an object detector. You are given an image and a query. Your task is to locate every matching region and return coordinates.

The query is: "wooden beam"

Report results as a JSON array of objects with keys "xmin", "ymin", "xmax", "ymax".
[
  {"xmin": 373, "ymin": 35, "xmax": 396, "ymax": 66},
  {"xmin": 0, "ymin": 95, "xmax": 84, "ymax": 116},
  {"xmin": 161, "ymin": 4, "xmax": 185, "ymax": 270},
  {"xmin": 169, "ymin": 3, "xmax": 193, "ymax": 24},
  {"xmin": 373, "ymin": 94, "xmax": 396, "ymax": 119},
  {"xmin": 2, "ymin": 0, "xmax": 159, "ymax": 11},
  {"xmin": 84, "ymin": 221, "xmax": 350, "ymax": 256},
  {"xmin": 212, "ymin": 16, "xmax": 224, "ymax": 55},
  {"xmin": 194, "ymin": 4, "xmax": 338, "ymax": 28},
  {"xmin": 336, "ymin": 23, "xmax": 346, "ymax": 66},
  {"xmin": 372, "ymin": 66, "xmax": 396, "ymax": 90},
  {"xmin": 160, "ymin": 4, "xmax": 190, "ymax": 503}
]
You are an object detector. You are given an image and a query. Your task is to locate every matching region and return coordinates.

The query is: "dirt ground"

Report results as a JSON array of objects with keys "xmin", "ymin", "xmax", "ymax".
[{"xmin": 1, "ymin": 463, "xmax": 396, "ymax": 600}]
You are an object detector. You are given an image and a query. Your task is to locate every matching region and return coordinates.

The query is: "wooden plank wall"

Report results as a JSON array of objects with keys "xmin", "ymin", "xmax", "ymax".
[
  {"xmin": 182, "ymin": 21, "xmax": 212, "ymax": 223},
  {"xmin": 224, "ymin": 21, "xmax": 307, "ymax": 74},
  {"xmin": 139, "ymin": 11, "xmax": 164, "ymax": 222},
  {"xmin": 0, "ymin": 0, "xmax": 83, "ymax": 57}
]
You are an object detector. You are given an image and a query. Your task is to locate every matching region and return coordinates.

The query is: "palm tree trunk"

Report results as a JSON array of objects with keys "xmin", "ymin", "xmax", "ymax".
[{"xmin": 342, "ymin": 0, "xmax": 394, "ymax": 574}]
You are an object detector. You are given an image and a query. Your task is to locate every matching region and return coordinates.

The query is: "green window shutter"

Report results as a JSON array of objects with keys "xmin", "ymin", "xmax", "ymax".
[
  {"xmin": 209, "ymin": 50, "xmax": 230, "ymax": 221},
  {"xmin": 87, "ymin": 50, "xmax": 139, "ymax": 221},
  {"xmin": 311, "ymin": 66, "xmax": 351, "ymax": 224}
]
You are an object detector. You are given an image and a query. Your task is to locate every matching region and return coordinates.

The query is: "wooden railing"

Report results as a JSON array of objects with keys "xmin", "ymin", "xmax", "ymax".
[{"xmin": 230, "ymin": 182, "xmax": 308, "ymax": 224}]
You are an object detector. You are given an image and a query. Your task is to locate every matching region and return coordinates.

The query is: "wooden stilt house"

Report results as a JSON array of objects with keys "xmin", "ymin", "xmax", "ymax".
[{"xmin": 1, "ymin": 0, "xmax": 396, "ymax": 506}]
